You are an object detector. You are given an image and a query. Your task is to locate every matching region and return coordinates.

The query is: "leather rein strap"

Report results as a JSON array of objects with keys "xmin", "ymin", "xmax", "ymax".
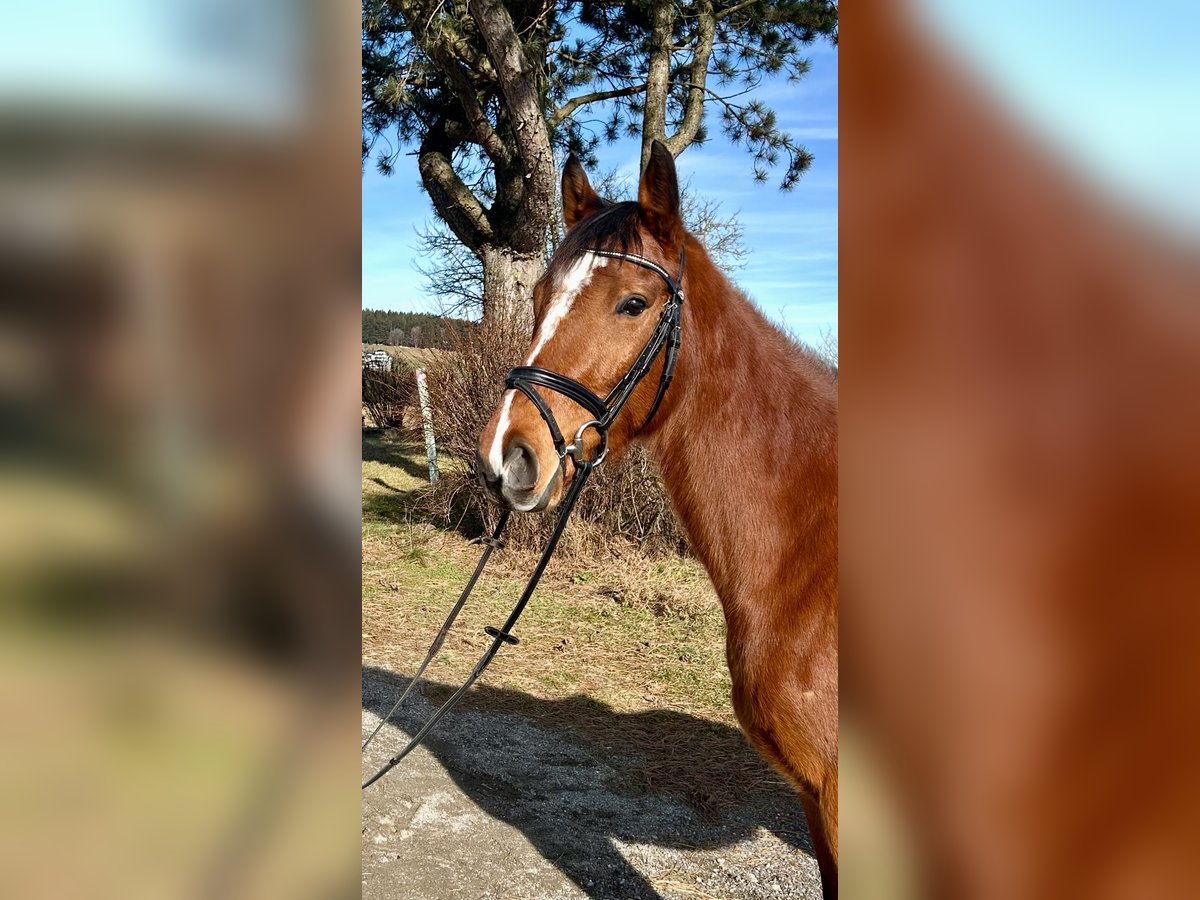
[{"xmin": 362, "ymin": 245, "xmax": 686, "ymax": 790}]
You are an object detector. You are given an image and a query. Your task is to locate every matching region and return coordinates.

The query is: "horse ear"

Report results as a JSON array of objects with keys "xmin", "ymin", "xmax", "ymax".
[
  {"xmin": 562, "ymin": 155, "xmax": 605, "ymax": 229},
  {"xmin": 638, "ymin": 140, "xmax": 682, "ymax": 245}
]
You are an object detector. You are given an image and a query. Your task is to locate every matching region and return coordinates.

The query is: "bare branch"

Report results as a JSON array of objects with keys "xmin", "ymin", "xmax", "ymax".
[
  {"xmin": 716, "ymin": 0, "xmax": 763, "ymax": 21},
  {"xmin": 666, "ymin": 0, "xmax": 716, "ymax": 156},
  {"xmin": 640, "ymin": 1, "xmax": 676, "ymax": 171},
  {"xmin": 418, "ymin": 121, "xmax": 495, "ymax": 249},
  {"xmin": 394, "ymin": 1, "xmax": 509, "ymax": 166},
  {"xmin": 430, "ymin": 42, "xmax": 510, "ymax": 165},
  {"xmin": 468, "ymin": 0, "xmax": 558, "ymax": 244},
  {"xmin": 551, "ymin": 84, "xmax": 648, "ymax": 127}
]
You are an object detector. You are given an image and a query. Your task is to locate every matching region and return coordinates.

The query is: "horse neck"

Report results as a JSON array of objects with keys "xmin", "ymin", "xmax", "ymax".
[{"xmin": 644, "ymin": 243, "xmax": 838, "ymax": 616}]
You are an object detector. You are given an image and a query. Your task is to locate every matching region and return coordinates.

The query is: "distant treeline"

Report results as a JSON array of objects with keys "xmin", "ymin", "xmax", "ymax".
[{"xmin": 362, "ymin": 309, "xmax": 468, "ymax": 348}]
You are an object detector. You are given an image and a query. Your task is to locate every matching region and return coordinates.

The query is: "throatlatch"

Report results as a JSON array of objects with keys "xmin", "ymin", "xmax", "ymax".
[{"xmin": 362, "ymin": 245, "xmax": 686, "ymax": 790}]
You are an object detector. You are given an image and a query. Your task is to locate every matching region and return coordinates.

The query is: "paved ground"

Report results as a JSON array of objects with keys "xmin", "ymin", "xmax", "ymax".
[{"xmin": 362, "ymin": 667, "xmax": 821, "ymax": 900}]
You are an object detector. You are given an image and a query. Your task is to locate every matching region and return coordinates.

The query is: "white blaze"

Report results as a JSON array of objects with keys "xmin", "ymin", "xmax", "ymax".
[
  {"xmin": 525, "ymin": 252, "xmax": 607, "ymax": 366},
  {"xmin": 488, "ymin": 251, "xmax": 606, "ymax": 476}
]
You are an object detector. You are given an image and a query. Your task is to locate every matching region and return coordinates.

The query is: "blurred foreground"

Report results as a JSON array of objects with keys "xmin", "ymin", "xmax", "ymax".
[
  {"xmin": 842, "ymin": 3, "xmax": 1200, "ymax": 898},
  {"xmin": 0, "ymin": 2, "xmax": 360, "ymax": 897}
]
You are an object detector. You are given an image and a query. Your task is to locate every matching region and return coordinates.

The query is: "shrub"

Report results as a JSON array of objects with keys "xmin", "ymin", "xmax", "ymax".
[
  {"xmin": 362, "ymin": 361, "xmax": 415, "ymax": 429},
  {"xmin": 421, "ymin": 319, "xmax": 689, "ymax": 559}
]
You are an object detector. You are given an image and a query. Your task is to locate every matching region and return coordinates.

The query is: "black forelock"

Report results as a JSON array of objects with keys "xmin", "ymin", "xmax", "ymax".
[{"xmin": 551, "ymin": 202, "xmax": 644, "ymax": 279}]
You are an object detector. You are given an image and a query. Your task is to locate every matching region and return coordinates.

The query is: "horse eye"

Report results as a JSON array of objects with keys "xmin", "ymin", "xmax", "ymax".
[{"xmin": 617, "ymin": 295, "xmax": 648, "ymax": 317}]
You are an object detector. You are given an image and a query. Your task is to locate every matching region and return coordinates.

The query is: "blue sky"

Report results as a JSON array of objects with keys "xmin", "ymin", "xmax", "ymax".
[{"xmin": 362, "ymin": 39, "xmax": 838, "ymax": 349}]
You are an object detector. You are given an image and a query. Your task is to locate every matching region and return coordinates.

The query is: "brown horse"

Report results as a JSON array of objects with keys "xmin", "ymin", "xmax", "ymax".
[{"xmin": 478, "ymin": 141, "xmax": 839, "ymax": 897}]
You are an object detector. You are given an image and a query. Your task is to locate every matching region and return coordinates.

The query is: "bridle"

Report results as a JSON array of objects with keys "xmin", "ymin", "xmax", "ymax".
[
  {"xmin": 362, "ymin": 244, "xmax": 686, "ymax": 789},
  {"xmin": 505, "ymin": 245, "xmax": 686, "ymax": 470}
]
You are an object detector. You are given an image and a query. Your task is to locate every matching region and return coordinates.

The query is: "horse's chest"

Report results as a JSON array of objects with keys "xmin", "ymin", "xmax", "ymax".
[{"xmin": 722, "ymin": 604, "xmax": 836, "ymax": 738}]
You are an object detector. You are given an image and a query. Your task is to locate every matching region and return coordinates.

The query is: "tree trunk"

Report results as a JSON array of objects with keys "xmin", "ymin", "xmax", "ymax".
[
  {"xmin": 480, "ymin": 245, "xmax": 541, "ymax": 333},
  {"xmin": 640, "ymin": 2, "xmax": 675, "ymax": 172}
]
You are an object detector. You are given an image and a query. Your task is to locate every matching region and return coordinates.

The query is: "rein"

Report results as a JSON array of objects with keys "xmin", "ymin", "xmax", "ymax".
[{"xmin": 362, "ymin": 246, "xmax": 686, "ymax": 790}]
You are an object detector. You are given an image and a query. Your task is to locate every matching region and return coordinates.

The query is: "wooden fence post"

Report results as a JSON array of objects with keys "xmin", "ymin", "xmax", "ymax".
[{"xmin": 415, "ymin": 369, "xmax": 439, "ymax": 483}]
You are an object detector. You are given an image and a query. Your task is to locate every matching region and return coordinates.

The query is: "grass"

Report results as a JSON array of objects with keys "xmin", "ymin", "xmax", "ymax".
[{"xmin": 361, "ymin": 429, "xmax": 735, "ymax": 725}]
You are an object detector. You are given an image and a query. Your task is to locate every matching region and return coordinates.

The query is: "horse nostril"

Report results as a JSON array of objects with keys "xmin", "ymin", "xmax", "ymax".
[
  {"xmin": 502, "ymin": 439, "xmax": 539, "ymax": 492},
  {"xmin": 476, "ymin": 451, "xmax": 499, "ymax": 490}
]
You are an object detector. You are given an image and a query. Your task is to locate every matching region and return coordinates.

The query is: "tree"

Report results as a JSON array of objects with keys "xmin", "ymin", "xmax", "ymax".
[
  {"xmin": 362, "ymin": 365, "xmax": 415, "ymax": 429},
  {"xmin": 416, "ymin": 171, "xmax": 747, "ymax": 318},
  {"xmin": 362, "ymin": 309, "xmax": 468, "ymax": 346},
  {"xmin": 363, "ymin": 0, "xmax": 836, "ymax": 323},
  {"xmin": 819, "ymin": 326, "xmax": 837, "ymax": 368}
]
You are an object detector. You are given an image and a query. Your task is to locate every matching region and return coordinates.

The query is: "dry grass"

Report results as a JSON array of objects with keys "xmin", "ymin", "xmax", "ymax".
[
  {"xmin": 363, "ymin": 437, "xmax": 732, "ymax": 723},
  {"xmin": 362, "ymin": 434, "xmax": 801, "ymax": 869},
  {"xmin": 362, "ymin": 344, "xmax": 449, "ymax": 367}
]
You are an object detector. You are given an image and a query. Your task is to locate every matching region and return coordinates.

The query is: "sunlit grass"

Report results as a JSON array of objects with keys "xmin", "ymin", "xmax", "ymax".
[{"xmin": 361, "ymin": 431, "xmax": 734, "ymax": 723}]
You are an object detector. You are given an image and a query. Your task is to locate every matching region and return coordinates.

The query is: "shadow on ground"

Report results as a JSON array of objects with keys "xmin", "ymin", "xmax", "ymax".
[
  {"xmin": 362, "ymin": 666, "xmax": 814, "ymax": 900},
  {"xmin": 363, "ymin": 429, "xmax": 432, "ymax": 480},
  {"xmin": 362, "ymin": 431, "xmax": 486, "ymax": 537}
]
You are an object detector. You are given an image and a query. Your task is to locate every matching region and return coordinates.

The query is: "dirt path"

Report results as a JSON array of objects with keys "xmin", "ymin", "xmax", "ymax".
[{"xmin": 362, "ymin": 668, "xmax": 821, "ymax": 900}]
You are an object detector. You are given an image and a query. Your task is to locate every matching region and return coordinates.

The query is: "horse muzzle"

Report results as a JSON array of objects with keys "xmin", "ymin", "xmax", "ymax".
[{"xmin": 476, "ymin": 443, "xmax": 563, "ymax": 512}]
